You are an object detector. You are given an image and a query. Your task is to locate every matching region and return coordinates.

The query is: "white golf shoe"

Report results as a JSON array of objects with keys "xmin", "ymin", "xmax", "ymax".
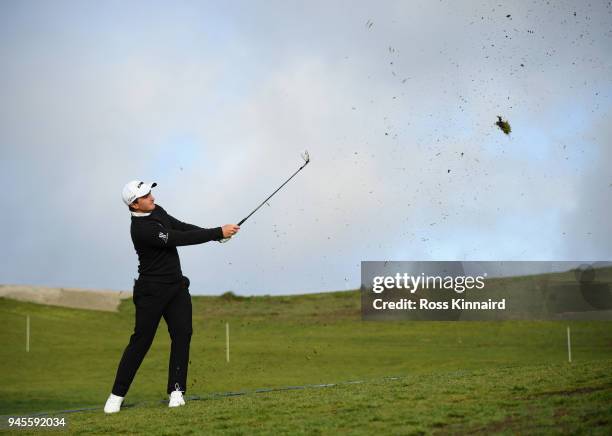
[
  {"xmin": 104, "ymin": 393, "xmax": 124, "ymax": 414},
  {"xmin": 169, "ymin": 389, "xmax": 186, "ymax": 407}
]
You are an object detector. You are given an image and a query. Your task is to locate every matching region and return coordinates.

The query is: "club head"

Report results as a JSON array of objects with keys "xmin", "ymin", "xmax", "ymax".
[{"xmin": 301, "ymin": 150, "xmax": 310, "ymax": 164}]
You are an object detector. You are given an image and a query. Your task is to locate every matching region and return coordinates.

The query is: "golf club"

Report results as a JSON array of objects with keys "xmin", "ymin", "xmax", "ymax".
[{"xmin": 219, "ymin": 150, "xmax": 311, "ymax": 243}]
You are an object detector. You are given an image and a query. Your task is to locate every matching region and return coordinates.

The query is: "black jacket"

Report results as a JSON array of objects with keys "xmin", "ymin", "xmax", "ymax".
[{"xmin": 130, "ymin": 205, "xmax": 224, "ymax": 282}]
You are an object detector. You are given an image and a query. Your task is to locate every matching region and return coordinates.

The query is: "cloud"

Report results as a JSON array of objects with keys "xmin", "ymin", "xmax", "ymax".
[
  {"xmin": 560, "ymin": 111, "xmax": 612, "ymax": 259},
  {"xmin": 1, "ymin": 0, "xmax": 610, "ymax": 294}
]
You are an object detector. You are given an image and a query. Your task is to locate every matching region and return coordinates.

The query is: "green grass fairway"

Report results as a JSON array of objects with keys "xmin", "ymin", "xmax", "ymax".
[
  {"xmin": 10, "ymin": 360, "xmax": 612, "ymax": 435},
  {"xmin": 1, "ymin": 290, "xmax": 611, "ymax": 433}
]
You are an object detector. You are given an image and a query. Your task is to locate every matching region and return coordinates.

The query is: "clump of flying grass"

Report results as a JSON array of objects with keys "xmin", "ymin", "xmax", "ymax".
[{"xmin": 495, "ymin": 115, "xmax": 511, "ymax": 135}]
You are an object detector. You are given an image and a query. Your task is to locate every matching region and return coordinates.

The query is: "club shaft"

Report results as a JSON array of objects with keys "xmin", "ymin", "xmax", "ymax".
[{"xmin": 238, "ymin": 161, "xmax": 309, "ymax": 226}]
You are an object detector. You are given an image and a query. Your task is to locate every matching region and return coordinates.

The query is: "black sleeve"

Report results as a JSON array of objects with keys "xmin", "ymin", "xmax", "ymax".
[
  {"xmin": 134, "ymin": 222, "xmax": 224, "ymax": 248},
  {"xmin": 166, "ymin": 213, "xmax": 203, "ymax": 231}
]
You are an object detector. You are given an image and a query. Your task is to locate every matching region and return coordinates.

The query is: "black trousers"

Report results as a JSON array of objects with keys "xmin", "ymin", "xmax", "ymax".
[{"xmin": 111, "ymin": 276, "xmax": 192, "ymax": 396}]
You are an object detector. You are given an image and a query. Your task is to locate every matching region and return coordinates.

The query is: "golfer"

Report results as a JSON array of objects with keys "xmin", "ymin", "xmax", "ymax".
[{"xmin": 104, "ymin": 180, "xmax": 239, "ymax": 413}]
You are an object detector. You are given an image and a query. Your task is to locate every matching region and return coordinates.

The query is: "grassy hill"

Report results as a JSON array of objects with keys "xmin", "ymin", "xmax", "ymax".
[{"xmin": 1, "ymin": 290, "xmax": 611, "ymax": 433}]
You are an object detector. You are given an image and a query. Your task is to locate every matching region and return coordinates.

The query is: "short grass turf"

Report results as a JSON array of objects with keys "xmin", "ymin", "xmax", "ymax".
[
  {"xmin": 4, "ymin": 361, "xmax": 612, "ymax": 435},
  {"xmin": 1, "ymin": 290, "xmax": 611, "ymax": 433}
]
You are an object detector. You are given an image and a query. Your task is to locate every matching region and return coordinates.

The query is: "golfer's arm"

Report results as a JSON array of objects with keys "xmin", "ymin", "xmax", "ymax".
[
  {"xmin": 138, "ymin": 224, "xmax": 224, "ymax": 247},
  {"xmin": 168, "ymin": 228, "xmax": 224, "ymax": 246},
  {"xmin": 166, "ymin": 214, "xmax": 202, "ymax": 232}
]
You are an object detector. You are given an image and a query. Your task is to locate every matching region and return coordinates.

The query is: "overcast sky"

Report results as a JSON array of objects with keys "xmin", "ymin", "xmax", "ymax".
[{"xmin": 1, "ymin": 0, "xmax": 610, "ymax": 295}]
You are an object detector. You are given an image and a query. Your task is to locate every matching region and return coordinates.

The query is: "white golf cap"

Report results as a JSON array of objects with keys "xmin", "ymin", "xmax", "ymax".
[{"xmin": 122, "ymin": 180, "xmax": 157, "ymax": 206}]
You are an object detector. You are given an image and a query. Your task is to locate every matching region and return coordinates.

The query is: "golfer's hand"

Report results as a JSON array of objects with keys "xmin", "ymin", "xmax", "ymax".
[{"xmin": 222, "ymin": 224, "xmax": 240, "ymax": 238}]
